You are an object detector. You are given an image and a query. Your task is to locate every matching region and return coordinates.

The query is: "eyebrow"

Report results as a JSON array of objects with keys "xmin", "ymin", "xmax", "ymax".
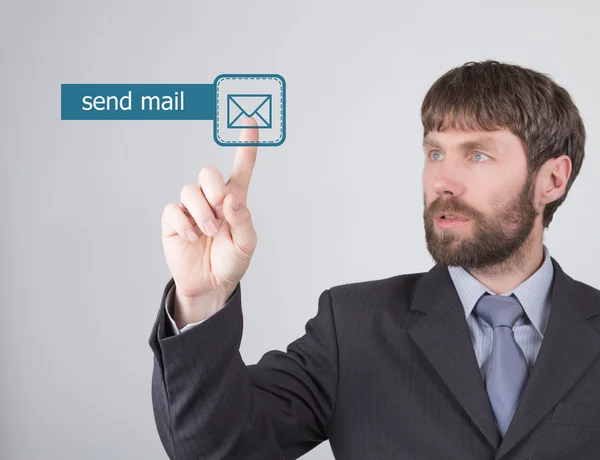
[{"xmin": 422, "ymin": 136, "xmax": 500, "ymax": 153}]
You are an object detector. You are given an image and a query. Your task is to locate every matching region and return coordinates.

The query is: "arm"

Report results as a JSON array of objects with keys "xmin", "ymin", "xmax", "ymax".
[{"xmin": 148, "ymin": 278, "xmax": 339, "ymax": 460}]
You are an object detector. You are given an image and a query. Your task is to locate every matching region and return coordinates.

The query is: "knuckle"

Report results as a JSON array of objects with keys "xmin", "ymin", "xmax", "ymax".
[
  {"xmin": 162, "ymin": 203, "xmax": 177, "ymax": 219},
  {"xmin": 180, "ymin": 184, "xmax": 198, "ymax": 201},
  {"xmin": 161, "ymin": 203, "xmax": 181, "ymax": 226},
  {"xmin": 198, "ymin": 165, "xmax": 222, "ymax": 184}
]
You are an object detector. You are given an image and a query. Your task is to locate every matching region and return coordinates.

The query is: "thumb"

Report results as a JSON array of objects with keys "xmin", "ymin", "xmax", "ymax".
[{"xmin": 222, "ymin": 193, "xmax": 256, "ymax": 256}]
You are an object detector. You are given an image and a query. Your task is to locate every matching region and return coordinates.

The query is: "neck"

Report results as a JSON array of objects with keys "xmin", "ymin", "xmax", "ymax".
[{"xmin": 465, "ymin": 228, "xmax": 545, "ymax": 295}]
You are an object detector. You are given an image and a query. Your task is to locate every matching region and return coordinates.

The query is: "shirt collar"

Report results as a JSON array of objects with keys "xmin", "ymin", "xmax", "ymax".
[{"xmin": 447, "ymin": 244, "xmax": 554, "ymax": 337}]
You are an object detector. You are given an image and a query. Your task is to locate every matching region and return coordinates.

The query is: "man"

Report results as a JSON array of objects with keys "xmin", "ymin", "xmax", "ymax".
[{"xmin": 149, "ymin": 60, "xmax": 600, "ymax": 459}]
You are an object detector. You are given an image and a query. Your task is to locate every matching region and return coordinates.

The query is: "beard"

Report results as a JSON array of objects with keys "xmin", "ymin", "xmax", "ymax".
[{"xmin": 423, "ymin": 174, "xmax": 539, "ymax": 270}]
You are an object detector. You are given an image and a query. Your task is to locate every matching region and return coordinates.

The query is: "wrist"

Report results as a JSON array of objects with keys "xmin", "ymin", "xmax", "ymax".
[{"xmin": 173, "ymin": 289, "xmax": 230, "ymax": 329}]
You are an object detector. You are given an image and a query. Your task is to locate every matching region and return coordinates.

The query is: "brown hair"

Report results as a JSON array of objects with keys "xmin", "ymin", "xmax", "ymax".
[{"xmin": 421, "ymin": 60, "xmax": 586, "ymax": 229}]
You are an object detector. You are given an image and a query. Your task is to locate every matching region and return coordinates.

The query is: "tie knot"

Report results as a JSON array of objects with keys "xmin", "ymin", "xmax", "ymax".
[{"xmin": 475, "ymin": 293, "xmax": 524, "ymax": 329}]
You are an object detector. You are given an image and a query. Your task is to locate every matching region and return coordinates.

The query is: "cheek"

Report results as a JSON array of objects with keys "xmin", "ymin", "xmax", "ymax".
[
  {"xmin": 422, "ymin": 169, "xmax": 435, "ymax": 194},
  {"xmin": 470, "ymin": 173, "xmax": 509, "ymax": 205},
  {"xmin": 484, "ymin": 192, "xmax": 511, "ymax": 220}
]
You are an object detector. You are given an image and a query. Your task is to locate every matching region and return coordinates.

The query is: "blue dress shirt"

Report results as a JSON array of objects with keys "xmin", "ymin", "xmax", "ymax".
[{"xmin": 447, "ymin": 244, "xmax": 554, "ymax": 376}]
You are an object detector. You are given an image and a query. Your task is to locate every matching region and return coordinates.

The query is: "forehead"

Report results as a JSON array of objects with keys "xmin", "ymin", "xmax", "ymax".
[{"xmin": 423, "ymin": 129, "xmax": 516, "ymax": 150}]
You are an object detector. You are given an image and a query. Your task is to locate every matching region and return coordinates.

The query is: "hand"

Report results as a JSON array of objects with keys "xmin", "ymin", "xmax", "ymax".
[{"xmin": 161, "ymin": 118, "xmax": 259, "ymax": 304}]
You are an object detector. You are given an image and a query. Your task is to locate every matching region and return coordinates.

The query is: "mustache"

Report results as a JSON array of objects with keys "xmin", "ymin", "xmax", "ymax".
[{"xmin": 428, "ymin": 199, "xmax": 473, "ymax": 218}]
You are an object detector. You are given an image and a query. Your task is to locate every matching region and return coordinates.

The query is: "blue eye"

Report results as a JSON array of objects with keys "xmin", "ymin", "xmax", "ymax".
[
  {"xmin": 429, "ymin": 150, "xmax": 442, "ymax": 160},
  {"xmin": 472, "ymin": 152, "xmax": 489, "ymax": 162}
]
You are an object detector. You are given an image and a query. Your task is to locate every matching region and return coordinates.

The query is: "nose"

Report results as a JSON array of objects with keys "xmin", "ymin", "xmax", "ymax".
[{"xmin": 428, "ymin": 155, "xmax": 467, "ymax": 198}]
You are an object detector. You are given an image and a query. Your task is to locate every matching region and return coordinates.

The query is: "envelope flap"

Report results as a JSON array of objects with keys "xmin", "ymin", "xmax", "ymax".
[{"xmin": 229, "ymin": 95, "xmax": 271, "ymax": 117}]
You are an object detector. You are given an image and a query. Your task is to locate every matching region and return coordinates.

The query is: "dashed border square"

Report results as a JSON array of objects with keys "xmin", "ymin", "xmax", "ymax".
[{"xmin": 214, "ymin": 74, "xmax": 285, "ymax": 147}]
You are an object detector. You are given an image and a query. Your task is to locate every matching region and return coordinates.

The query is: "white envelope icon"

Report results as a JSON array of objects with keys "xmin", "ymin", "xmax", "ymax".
[{"xmin": 227, "ymin": 94, "xmax": 272, "ymax": 128}]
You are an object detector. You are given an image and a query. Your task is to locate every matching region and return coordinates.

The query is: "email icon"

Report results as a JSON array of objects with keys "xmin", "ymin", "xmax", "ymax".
[{"xmin": 227, "ymin": 94, "xmax": 272, "ymax": 129}]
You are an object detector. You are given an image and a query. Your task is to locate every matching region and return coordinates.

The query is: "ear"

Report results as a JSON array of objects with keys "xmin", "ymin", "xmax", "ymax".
[{"xmin": 536, "ymin": 155, "xmax": 572, "ymax": 210}]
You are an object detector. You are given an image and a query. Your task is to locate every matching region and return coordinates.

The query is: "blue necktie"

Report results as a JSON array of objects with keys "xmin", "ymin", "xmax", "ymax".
[{"xmin": 475, "ymin": 293, "xmax": 529, "ymax": 436}]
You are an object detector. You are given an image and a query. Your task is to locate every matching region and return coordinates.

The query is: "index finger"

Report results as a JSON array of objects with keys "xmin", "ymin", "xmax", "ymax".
[{"xmin": 229, "ymin": 117, "xmax": 259, "ymax": 202}]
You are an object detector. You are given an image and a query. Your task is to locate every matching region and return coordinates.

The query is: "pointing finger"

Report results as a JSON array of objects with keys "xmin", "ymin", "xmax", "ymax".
[{"xmin": 228, "ymin": 117, "xmax": 258, "ymax": 203}]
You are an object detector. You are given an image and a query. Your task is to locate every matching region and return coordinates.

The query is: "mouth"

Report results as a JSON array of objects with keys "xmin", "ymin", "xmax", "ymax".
[
  {"xmin": 435, "ymin": 212, "xmax": 468, "ymax": 220},
  {"xmin": 434, "ymin": 213, "xmax": 470, "ymax": 228}
]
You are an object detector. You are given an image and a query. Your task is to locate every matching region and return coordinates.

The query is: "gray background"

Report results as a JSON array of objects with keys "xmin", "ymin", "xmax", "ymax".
[{"xmin": 1, "ymin": 1, "xmax": 599, "ymax": 459}]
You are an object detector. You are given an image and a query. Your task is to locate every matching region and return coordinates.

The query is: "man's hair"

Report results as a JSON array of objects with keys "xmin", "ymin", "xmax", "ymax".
[{"xmin": 421, "ymin": 60, "xmax": 586, "ymax": 229}]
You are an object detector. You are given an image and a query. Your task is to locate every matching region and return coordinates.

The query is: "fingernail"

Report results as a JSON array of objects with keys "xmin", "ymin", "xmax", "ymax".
[
  {"xmin": 185, "ymin": 228, "xmax": 198, "ymax": 242},
  {"xmin": 215, "ymin": 204, "xmax": 224, "ymax": 219},
  {"xmin": 205, "ymin": 220, "xmax": 218, "ymax": 237}
]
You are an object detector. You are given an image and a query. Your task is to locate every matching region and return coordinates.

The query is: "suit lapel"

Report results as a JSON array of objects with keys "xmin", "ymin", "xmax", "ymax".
[
  {"xmin": 407, "ymin": 263, "xmax": 501, "ymax": 449},
  {"xmin": 495, "ymin": 257, "xmax": 600, "ymax": 459}
]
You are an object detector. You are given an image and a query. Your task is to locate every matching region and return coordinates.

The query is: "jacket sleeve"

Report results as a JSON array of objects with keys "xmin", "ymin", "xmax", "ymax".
[
  {"xmin": 148, "ymin": 278, "xmax": 339, "ymax": 460},
  {"xmin": 163, "ymin": 284, "xmax": 209, "ymax": 335}
]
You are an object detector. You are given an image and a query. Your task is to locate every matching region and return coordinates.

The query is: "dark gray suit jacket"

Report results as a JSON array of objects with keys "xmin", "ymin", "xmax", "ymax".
[{"xmin": 148, "ymin": 257, "xmax": 600, "ymax": 459}]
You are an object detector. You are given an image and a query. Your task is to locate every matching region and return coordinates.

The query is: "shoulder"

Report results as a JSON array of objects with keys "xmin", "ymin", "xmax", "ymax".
[
  {"xmin": 568, "ymin": 276, "xmax": 600, "ymax": 319},
  {"xmin": 553, "ymin": 256, "xmax": 600, "ymax": 319},
  {"xmin": 326, "ymin": 270, "xmax": 430, "ymax": 311},
  {"xmin": 572, "ymin": 277, "xmax": 600, "ymax": 297}
]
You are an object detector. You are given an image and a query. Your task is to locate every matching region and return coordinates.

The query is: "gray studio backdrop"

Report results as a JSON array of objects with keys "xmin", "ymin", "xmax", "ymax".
[{"xmin": 1, "ymin": 1, "xmax": 599, "ymax": 459}]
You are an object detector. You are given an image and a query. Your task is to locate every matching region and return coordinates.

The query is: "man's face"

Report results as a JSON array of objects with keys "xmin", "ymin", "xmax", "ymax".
[{"xmin": 422, "ymin": 128, "xmax": 540, "ymax": 269}]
